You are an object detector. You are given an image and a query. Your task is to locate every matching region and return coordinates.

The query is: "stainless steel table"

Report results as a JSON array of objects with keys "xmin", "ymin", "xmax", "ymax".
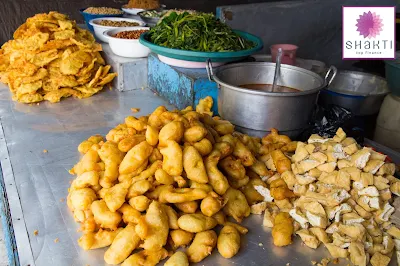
[{"xmin": 0, "ymin": 84, "xmax": 396, "ymax": 266}]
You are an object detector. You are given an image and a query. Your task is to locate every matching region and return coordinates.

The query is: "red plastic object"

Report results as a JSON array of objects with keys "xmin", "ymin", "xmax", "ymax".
[{"xmin": 270, "ymin": 44, "xmax": 298, "ymax": 65}]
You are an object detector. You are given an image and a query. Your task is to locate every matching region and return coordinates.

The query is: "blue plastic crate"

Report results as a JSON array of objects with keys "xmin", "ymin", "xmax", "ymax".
[{"xmin": 148, "ymin": 53, "xmax": 219, "ymax": 115}]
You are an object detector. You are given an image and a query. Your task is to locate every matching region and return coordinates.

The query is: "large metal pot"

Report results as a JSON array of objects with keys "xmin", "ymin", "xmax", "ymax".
[
  {"xmin": 319, "ymin": 71, "xmax": 390, "ymax": 116},
  {"xmin": 206, "ymin": 61, "xmax": 336, "ymax": 137}
]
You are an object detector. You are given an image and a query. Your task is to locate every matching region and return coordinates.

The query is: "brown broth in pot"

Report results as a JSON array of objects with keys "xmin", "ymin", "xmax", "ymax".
[{"xmin": 239, "ymin": 84, "xmax": 300, "ymax": 92}]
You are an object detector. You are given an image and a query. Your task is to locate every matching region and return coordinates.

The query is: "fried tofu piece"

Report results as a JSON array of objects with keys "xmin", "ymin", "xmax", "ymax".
[
  {"xmin": 310, "ymin": 152, "xmax": 327, "ymax": 164},
  {"xmin": 304, "ymin": 202, "xmax": 328, "ymax": 229},
  {"xmin": 292, "ymin": 142, "xmax": 309, "ymax": 163},
  {"xmin": 299, "ymin": 159, "xmax": 322, "ymax": 172},
  {"xmin": 342, "ymin": 137, "xmax": 357, "ymax": 147},
  {"xmin": 349, "ymin": 242, "xmax": 367, "ymax": 266},
  {"xmin": 281, "ymin": 171, "xmax": 297, "ymax": 190},
  {"xmin": 305, "ymin": 144, "xmax": 316, "ymax": 154},
  {"xmin": 387, "ymin": 226, "xmax": 400, "ymax": 239},
  {"xmin": 351, "ymin": 148, "xmax": 371, "ymax": 169},
  {"xmin": 377, "ymin": 163, "xmax": 395, "ymax": 176},
  {"xmin": 337, "ymin": 159, "xmax": 353, "ymax": 169},
  {"xmin": 370, "ymin": 252, "xmax": 391, "ymax": 266},
  {"xmin": 317, "ymin": 162, "xmax": 337, "ymax": 173},
  {"xmin": 343, "ymin": 143, "xmax": 358, "ymax": 155},
  {"xmin": 309, "ymin": 227, "xmax": 330, "ymax": 244},
  {"xmin": 250, "ymin": 202, "xmax": 267, "ymax": 215},
  {"xmin": 364, "ymin": 159, "xmax": 385, "ymax": 175},
  {"xmin": 338, "ymin": 224, "xmax": 366, "ymax": 242},
  {"xmin": 374, "ymin": 175, "xmax": 390, "ymax": 190},
  {"xmin": 342, "ymin": 167, "xmax": 361, "ymax": 181},
  {"xmin": 342, "ymin": 212, "xmax": 365, "ymax": 225},
  {"xmin": 263, "ymin": 209, "xmax": 274, "ymax": 228},
  {"xmin": 370, "ymin": 150, "xmax": 387, "ymax": 161},
  {"xmin": 295, "ymin": 174, "xmax": 316, "ymax": 185},
  {"xmin": 289, "ymin": 208, "xmax": 309, "ymax": 229},
  {"xmin": 333, "ymin": 128, "xmax": 346, "ymax": 143},
  {"xmin": 325, "ymin": 243, "xmax": 349, "ymax": 258},
  {"xmin": 308, "ymin": 168, "xmax": 322, "ymax": 178},
  {"xmin": 308, "ymin": 134, "xmax": 330, "ymax": 144},
  {"xmin": 296, "ymin": 229, "xmax": 320, "ymax": 249}
]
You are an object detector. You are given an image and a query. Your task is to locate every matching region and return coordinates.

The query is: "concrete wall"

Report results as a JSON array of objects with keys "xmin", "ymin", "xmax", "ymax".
[
  {"xmin": 0, "ymin": 0, "xmax": 279, "ymax": 44},
  {"xmin": 217, "ymin": 0, "xmax": 396, "ymax": 71}
]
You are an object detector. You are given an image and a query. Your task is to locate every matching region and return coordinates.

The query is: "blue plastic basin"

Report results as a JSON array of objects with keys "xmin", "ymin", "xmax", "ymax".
[{"xmin": 79, "ymin": 8, "xmax": 123, "ymax": 32}]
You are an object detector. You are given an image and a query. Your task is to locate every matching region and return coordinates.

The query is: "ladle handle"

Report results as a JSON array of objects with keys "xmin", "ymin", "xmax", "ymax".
[
  {"xmin": 271, "ymin": 48, "xmax": 283, "ymax": 92},
  {"xmin": 206, "ymin": 59, "xmax": 215, "ymax": 82},
  {"xmin": 325, "ymin": 66, "xmax": 338, "ymax": 87}
]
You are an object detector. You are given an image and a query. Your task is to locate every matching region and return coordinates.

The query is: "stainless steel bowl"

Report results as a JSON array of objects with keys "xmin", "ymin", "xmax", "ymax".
[
  {"xmin": 207, "ymin": 61, "xmax": 336, "ymax": 137},
  {"xmin": 319, "ymin": 71, "xmax": 389, "ymax": 116},
  {"xmin": 138, "ymin": 8, "xmax": 166, "ymax": 27}
]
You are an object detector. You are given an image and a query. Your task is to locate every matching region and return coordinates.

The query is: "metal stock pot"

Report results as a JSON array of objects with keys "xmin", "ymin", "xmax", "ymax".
[
  {"xmin": 319, "ymin": 71, "xmax": 389, "ymax": 116},
  {"xmin": 206, "ymin": 61, "xmax": 337, "ymax": 137}
]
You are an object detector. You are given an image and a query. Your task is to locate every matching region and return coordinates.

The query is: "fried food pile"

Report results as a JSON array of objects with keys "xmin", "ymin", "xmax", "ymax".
[
  {"xmin": 262, "ymin": 128, "xmax": 400, "ymax": 266},
  {"xmin": 0, "ymin": 12, "xmax": 116, "ymax": 103},
  {"xmin": 67, "ymin": 95, "xmax": 400, "ymax": 265},
  {"xmin": 67, "ymin": 97, "xmax": 297, "ymax": 265}
]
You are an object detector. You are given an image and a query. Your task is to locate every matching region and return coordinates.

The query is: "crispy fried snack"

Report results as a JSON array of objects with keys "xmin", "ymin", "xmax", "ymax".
[
  {"xmin": 272, "ymin": 212, "xmax": 293, "ymax": 247},
  {"xmin": 195, "ymin": 96, "xmax": 213, "ymax": 116},
  {"xmin": 68, "ymin": 100, "xmax": 341, "ymax": 265},
  {"xmin": 270, "ymin": 178, "xmax": 295, "ymax": 200},
  {"xmin": 223, "ymin": 188, "xmax": 250, "ymax": 222},
  {"xmin": 169, "ymin": 229, "xmax": 194, "ymax": 249},
  {"xmin": 270, "ymin": 149, "xmax": 291, "ymax": 174},
  {"xmin": 165, "ymin": 251, "xmax": 189, "ymax": 266},
  {"xmin": 217, "ymin": 225, "xmax": 241, "ymax": 258},
  {"xmin": 104, "ymin": 224, "xmax": 141, "ymax": 264},
  {"xmin": 0, "ymin": 12, "xmax": 116, "ymax": 103},
  {"xmin": 186, "ymin": 230, "xmax": 217, "ymax": 263},
  {"xmin": 141, "ymin": 201, "xmax": 169, "ymax": 250},
  {"xmin": 177, "ymin": 213, "xmax": 217, "ymax": 233},
  {"xmin": 121, "ymin": 248, "xmax": 168, "ymax": 266}
]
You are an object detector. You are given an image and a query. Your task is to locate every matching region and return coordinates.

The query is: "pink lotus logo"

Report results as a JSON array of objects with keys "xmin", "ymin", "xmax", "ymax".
[{"xmin": 356, "ymin": 11, "xmax": 384, "ymax": 39}]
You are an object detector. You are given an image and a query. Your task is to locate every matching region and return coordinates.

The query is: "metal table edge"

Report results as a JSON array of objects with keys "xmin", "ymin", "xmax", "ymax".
[{"xmin": 0, "ymin": 122, "xmax": 33, "ymax": 266}]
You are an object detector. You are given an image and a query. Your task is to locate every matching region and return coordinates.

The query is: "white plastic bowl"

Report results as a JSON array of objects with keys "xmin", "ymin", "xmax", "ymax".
[
  {"xmin": 89, "ymin": 17, "xmax": 145, "ymax": 43},
  {"xmin": 103, "ymin": 27, "xmax": 151, "ymax": 58},
  {"xmin": 122, "ymin": 7, "xmax": 145, "ymax": 15}
]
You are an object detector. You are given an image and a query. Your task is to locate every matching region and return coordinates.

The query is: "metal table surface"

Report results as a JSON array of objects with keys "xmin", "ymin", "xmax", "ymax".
[{"xmin": 0, "ymin": 83, "xmax": 397, "ymax": 266}]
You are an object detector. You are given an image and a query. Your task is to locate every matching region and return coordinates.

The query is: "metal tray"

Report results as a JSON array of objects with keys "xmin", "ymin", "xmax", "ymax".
[{"xmin": 0, "ymin": 84, "xmax": 397, "ymax": 265}]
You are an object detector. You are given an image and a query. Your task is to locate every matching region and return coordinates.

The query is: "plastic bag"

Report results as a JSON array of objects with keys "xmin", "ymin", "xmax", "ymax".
[{"xmin": 297, "ymin": 104, "xmax": 364, "ymax": 143}]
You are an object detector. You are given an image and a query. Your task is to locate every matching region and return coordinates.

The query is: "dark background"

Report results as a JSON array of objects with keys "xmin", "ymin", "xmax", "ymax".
[{"xmin": 0, "ymin": 0, "xmax": 274, "ymax": 44}]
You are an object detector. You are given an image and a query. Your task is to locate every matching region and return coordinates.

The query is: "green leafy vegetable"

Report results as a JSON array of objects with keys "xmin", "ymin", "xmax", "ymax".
[{"xmin": 148, "ymin": 12, "xmax": 256, "ymax": 52}]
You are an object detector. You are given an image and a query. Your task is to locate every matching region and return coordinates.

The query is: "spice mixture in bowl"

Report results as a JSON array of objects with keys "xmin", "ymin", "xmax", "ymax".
[
  {"xmin": 83, "ymin": 7, "xmax": 123, "ymax": 15},
  {"xmin": 113, "ymin": 29, "xmax": 149, "ymax": 39},
  {"xmin": 104, "ymin": 27, "xmax": 151, "ymax": 58},
  {"xmin": 95, "ymin": 20, "xmax": 140, "ymax": 27},
  {"xmin": 80, "ymin": 7, "xmax": 124, "ymax": 32},
  {"xmin": 89, "ymin": 17, "xmax": 145, "ymax": 43}
]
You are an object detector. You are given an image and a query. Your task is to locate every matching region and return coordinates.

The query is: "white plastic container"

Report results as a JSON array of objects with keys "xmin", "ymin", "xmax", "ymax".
[
  {"xmin": 89, "ymin": 17, "xmax": 145, "ymax": 43},
  {"xmin": 103, "ymin": 27, "xmax": 151, "ymax": 58},
  {"xmin": 374, "ymin": 94, "xmax": 400, "ymax": 152},
  {"xmin": 122, "ymin": 7, "xmax": 145, "ymax": 15}
]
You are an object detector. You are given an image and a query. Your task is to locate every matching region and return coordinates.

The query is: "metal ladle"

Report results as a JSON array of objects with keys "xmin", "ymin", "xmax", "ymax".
[{"xmin": 271, "ymin": 48, "xmax": 283, "ymax": 92}]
